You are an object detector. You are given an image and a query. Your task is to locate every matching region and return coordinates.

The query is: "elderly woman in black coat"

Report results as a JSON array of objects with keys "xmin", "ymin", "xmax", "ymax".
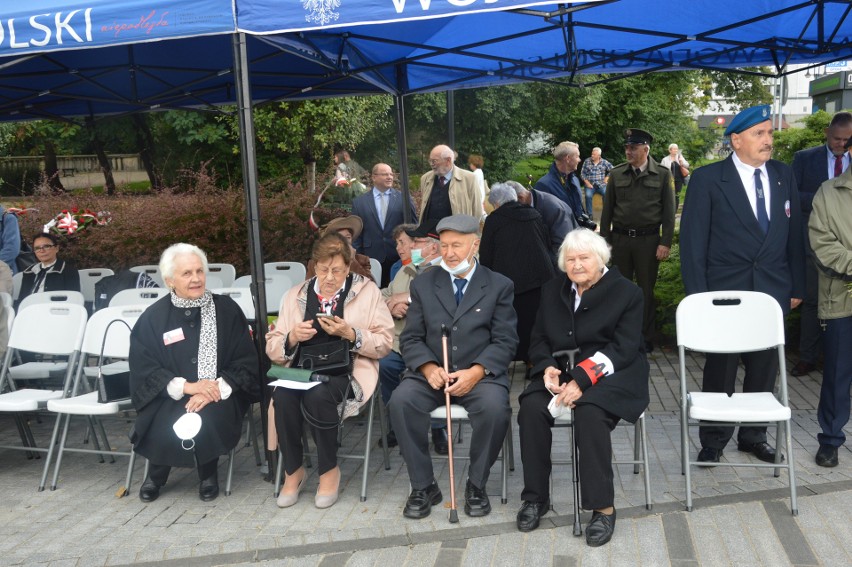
[
  {"xmin": 515, "ymin": 228, "xmax": 649, "ymax": 547},
  {"xmin": 129, "ymin": 243, "xmax": 260, "ymax": 503},
  {"xmin": 480, "ymin": 182, "xmax": 556, "ymax": 364}
]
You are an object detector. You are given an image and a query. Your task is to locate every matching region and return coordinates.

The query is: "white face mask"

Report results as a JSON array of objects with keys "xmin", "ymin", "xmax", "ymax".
[
  {"xmin": 441, "ymin": 248, "xmax": 475, "ymax": 277},
  {"xmin": 410, "ymin": 248, "xmax": 425, "ymax": 266},
  {"xmin": 173, "ymin": 412, "xmax": 202, "ymax": 450}
]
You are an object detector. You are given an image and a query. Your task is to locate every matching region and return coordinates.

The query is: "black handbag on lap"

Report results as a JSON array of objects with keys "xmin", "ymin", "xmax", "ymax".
[{"xmin": 298, "ymin": 340, "xmax": 351, "ymax": 376}]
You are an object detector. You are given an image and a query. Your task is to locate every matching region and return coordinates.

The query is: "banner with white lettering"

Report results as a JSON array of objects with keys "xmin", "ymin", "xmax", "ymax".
[
  {"xmin": 0, "ymin": 0, "xmax": 235, "ymax": 57},
  {"xmin": 238, "ymin": 0, "xmax": 568, "ymax": 34}
]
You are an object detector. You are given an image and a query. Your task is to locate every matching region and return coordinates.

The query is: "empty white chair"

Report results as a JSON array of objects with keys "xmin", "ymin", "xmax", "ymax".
[
  {"xmin": 677, "ymin": 291, "xmax": 797, "ymax": 515},
  {"xmin": 129, "ymin": 265, "xmax": 164, "ymax": 287},
  {"xmin": 233, "ymin": 275, "xmax": 251, "ymax": 288},
  {"xmin": 213, "ymin": 287, "xmax": 256, "ymax": 320},
  {"xmin": 205, "ymin": 274, "xmax": 224, "ymax": 290},
  {"xmin": 265, "ymin": 274, "xmax": 298, "ymax": 314},
  {"xmin": 207, "ymin": 263, "xmax": 236, "ymax": 287},
  {"xmin": 369, "ymin": 258, "xmax": 382, "ymax": 286},
  {"xmin": 12, "ymin": 272, "xmax": 22, "ymax": 300},
  {"xmin": 18, "ymin": 290, "xmax": 85, "ymax": 313},
  {"xmin": 77, "ymin": 268, "xmax": 115, "ymax": 304},
  {"xmin": 109, "ymin": 288, "xmax": 169, "ymax": 307},
  {"xmin": 264, "ymin": 262, "xmax": 306, "ymax": 285}
]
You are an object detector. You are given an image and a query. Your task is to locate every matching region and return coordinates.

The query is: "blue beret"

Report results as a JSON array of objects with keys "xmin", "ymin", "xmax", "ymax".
[
  {"xmin": 436, "ymin": 214, "xmax": 480, "ymax": 235},
  {"xmin": 724, "ymin": 104, "xmax": 772, "ymax": 136}
]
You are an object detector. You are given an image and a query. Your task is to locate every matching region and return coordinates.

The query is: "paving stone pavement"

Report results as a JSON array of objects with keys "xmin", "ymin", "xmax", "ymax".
[{"xmin": 0, "ymin": 348, "xmax": 850, "ymax": 566}]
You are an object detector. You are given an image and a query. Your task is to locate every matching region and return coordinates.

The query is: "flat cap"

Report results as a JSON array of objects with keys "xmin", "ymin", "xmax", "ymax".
[
  {"xmin": 624, "ymin": 128, "xmax": 653, "ymax": 145},
  {"xmin": 436, "ymin": 214, "xmax": 480, "ymax": 235},
  {"xmin": 405, "ymin": 219, "xmax": 440, "ymax": 239},
  {"xmin": 321, "ymin": 215, "xmax": 363, "ymax": 240},
  {"xmin": 724, "ymin": 104, "xmax": 771, "ymax": 136}
]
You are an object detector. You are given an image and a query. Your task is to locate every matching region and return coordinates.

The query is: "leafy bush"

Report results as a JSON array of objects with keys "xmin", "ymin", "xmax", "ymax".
[
  {"xmin": 654, "ymin": 237, "xmax": 685, "ymax": 342},
  {"xmin": 0, "ymin": 163, "xmax": 43, "ymax": 196}
]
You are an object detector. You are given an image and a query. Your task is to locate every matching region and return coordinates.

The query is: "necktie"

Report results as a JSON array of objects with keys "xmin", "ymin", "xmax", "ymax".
[
  {"xmin": 754, "ymin": 169, "xmax": 769, "ymax": 234},
  {"xmin": 378, "ymin": 192, "xmax": 388, "ymax": 227},
  {"xmin": 834, "ymin": 155, "xmax": 843, "ymax": 179},
  {"xmin": 31, "ymin": 267, "xmax": 47, "ymax": 295},
  {"xmin": 453, "ymin": 278, "xmax": 466, "ymax": 306},
  {"xmin": 634, "ymin": 167, "xmax": 641, "ymax": 177}
]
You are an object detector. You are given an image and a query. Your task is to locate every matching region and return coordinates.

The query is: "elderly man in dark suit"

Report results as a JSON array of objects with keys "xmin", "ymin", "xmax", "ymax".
[
  {"xmin": 789, "ymin": 112, "xmax": 852, "ymax": 376},
  {"xmin": 681, "ymin": 104, "xmax": 805, "ymax": 465},
  {"xmin": 390, "ymin": 214, "xmax": 518, "ymax": 520},
  {"xmin": 509, "ymin": 180, "xmax": 578, "ymax": 259},
  {"xmin": 352, "ymin": 163, "xmax": 418, "ymax": 287}
]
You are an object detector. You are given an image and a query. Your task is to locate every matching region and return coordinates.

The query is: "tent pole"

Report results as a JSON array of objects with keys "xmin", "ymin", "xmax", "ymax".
[
  {"xmin": 395, "ymin": 94, "xmax": 413, "ymax": 224},
  {"xmin": 233, "ymin": 32, "xmax": 273, "ymax": 475},
  {"xmin": 447, "ymin": 91, "xmax": 455, "ymax": 150}
]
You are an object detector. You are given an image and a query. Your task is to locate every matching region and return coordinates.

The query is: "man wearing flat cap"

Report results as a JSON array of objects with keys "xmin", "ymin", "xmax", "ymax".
[
  {"xmin": 600, "ymin": 128, "xmax": 675, "ymax": 352},
  {"xmin": 681, "ymin": 104, "xmax": 805, "ymax": 465},
  {"xmin": 390, "ymin": 214, "xmax": 518, "ymax": 520}
]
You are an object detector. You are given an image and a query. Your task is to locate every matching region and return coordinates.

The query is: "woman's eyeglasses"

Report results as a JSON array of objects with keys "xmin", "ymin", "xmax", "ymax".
[{"xmin": 34, "ymin": 245, "xmax": 56, "ymax": 252}]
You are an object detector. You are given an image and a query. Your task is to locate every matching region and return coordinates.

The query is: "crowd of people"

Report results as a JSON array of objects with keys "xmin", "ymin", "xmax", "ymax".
[{"xmin": 11, "ymin": 106, "xmax": 838, "ymax": 549}]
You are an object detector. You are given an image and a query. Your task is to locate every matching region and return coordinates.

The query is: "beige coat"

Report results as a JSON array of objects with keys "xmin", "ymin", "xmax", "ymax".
[
  {"xmin": 418, "ymin": 165, "xmax": 483, "ymax": 220},
  {"xmin": 382, "ymin": 262, "xmax": 417, "ymax": 352},
  {"xmin": 266, "ymin": 273, "xmax": 393, "ymax": 450}
]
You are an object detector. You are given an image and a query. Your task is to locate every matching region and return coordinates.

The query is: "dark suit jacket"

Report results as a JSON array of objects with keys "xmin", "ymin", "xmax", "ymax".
[
  {"xmin": 399, "ymin": 262, "xmax": 518, "ymax": 390},
  {"xmin": 680, "ymin": 156, "xmax": 805, "ymax": 314},
  {"xmin": 791, "ymin": 144, "xmax": 830, "ymax": 215},
  {"xmin": 530, "ymin": 188, "xmax": 578, "ymax": 254},
  {"xmin": 352, "ymin": 188, "xmax": 417, "ymax": 263},
  {"xmin": 18, "ymin": 258, "xmax": 80, "ymax": 305}
]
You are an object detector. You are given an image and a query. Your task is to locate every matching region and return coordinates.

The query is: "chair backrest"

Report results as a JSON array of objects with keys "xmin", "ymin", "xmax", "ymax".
[
  {"xmin": 676, "ymin": 291, "xmax": 785, "ymax": 353},
  {"xmin": 265, "ymin": 274, "xmax": 298, "ymax": 314},
  {"xmin": 109, "ymin": 287, "xmax": 169, "ymax": 307},
  {"xmin": 8, "ymin": 303, "xmax": 88, "ymax": 356},
  {"xmin": 264, "ymin": 262, "xmax": 306, "ymax": 284},
  {"xmin": 207, "ymin": 263, "xmax": 236, "ymax": 287},
  {"xmin": 80, "ymin": 305, "xmax": 145, "ymax": 358},
  {"xmin": 369, "ymin": 258, "xmax": 382, "ymax": 285},
  {"xmin": 213, "ymin": 287, "xmax": 256, "ymax": 320},
  {"xmin": 233, "ymin": 275, "xmax": 252, "ymax": 288},
  {"xmin": 205, "ymin": 274, "xmax": 224, "ymax": 290},
  {"xmin": 18, "ymin": 290, "xmax": 86, "ymax": 313},
  {"xmin": 128, "ymin": 265, "xmax": 164, "ymax": 286},
  {"xmin": 77, "ymin": 268, "xmax": 115, "ymax": 303},
  {"xmin": 11, "ymin": 272, "xmax": 22, "ymax": 300},
  {"xmin": 0, "ymin": 292, "xmax": 12, "ymax": 311}
]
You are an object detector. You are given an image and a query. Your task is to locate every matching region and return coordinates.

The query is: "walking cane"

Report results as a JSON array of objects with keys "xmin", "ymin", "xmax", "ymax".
[
  {"xmin": 553, "ymin": 348, "xmax": 582, "ymax": 536},
  {"xmin": 441, "ymin": 324, "xmax": 459, "ymax": 523}
]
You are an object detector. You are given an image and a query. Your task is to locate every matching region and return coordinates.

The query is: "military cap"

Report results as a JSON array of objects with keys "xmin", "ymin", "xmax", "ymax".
[
  {"xmin": 436, "ymin": 214, "xmax": 480, "ymax": 235},
  {"xmin": 624, "ymin": 128, "xmax": 653, "ymax": 145},
  {"xmin": 405, "ymin": 219, "xmax": 440, "ymax": 239},
  {"xmin": 724, "ymin": 104, "xmax": 772, "ymax": 136}
]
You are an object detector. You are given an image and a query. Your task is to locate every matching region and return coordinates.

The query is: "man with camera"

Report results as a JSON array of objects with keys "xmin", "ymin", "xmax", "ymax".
[
  {"xmin": 600, "ymin": 128, "xmax": 675, "ymax": 353},
  {"xmin": 535, "ymin": 141, "xmax": 597, "ymax": 231}
]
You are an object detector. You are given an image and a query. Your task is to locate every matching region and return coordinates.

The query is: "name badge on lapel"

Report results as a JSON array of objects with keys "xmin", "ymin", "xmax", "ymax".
[{"xmin": 163, "ymin": 327, "xmax": 186, "ymax": 346}]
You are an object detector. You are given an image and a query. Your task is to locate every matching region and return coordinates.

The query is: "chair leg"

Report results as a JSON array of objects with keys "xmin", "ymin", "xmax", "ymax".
[
  {"xmin": 376, "ymin": 393, "xmax": 390, "ymax": 470},
  {"xmin": 225, "ymin": 448, "xmax": 235, "ymax": 496},
  {"xmin": 773, "ymin": 422, "xmax": 782, "ymax": 478},
  {"xmin": 682, "ymin": 413, "xmax": 693, "ymax": 512},
  {"xmin": 507, "ymin": 420, "xmax": 515, "ymax": 472},
  {"xmin": 122, "ymin": 448, "xmax": 137, "ymax": 498},
  {"xmin": 501, "ymin": 431, "xmax": 509, "ymax": 504},
  {"xmin": 39, "ymin": 412, "xmax": 66, "ymax": 491},
  {"xmin": 570, "ymin": 413, "xmax": 582, "ymax": 536},
  {"xmin": 638, "ymin": 416, "xmax": 652, "ymax": 510},
  {"xmin": 360, "ymin": 395, "xmax": 376, "ymax": 502},
  {"xmin": 274, "ymin": 448, "xmax": 283, "ymax": 497},
  {"xmin": 785, "ymin": 420, "xmax": 798, "ymax": 515}
]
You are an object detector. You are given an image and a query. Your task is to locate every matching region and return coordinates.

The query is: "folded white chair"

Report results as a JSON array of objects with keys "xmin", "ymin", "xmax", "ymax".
[{"xmin": 108, "ymin": 287, "xmax": 168, "ymax": 307}]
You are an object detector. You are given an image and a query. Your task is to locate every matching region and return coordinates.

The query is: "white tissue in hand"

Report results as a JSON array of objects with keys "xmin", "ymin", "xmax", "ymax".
[{"xmin": 548, "ymin": 395, "xmax": 570, "ymax": 419}]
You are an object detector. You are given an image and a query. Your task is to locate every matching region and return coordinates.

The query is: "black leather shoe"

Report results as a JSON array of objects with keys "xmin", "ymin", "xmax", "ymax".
[
  {"xmin": 585, "ymin": 509, "xmax": 616, "ymax": 547},
  {"xmin": 516, "ymin": 500, "xmax": 549, "ymax": 532},
  {"xmin": 403, "ymin": 480, "xmax": 443, "ymax": 519},
  {"xmin": 737, "ymin": 441, "xmax": 782, "ymax": 463},
  {"xmin": 139, "ymin": 478, "xmax": 161, "ymax": 503},
  {"xmin": 790, "ymin": 361, "xmax": 817, "ymax": 377},
  {"xmin": 432, "ymin": 428, "xmax": 449, "ymax": 455},
  {"xmin": 378, "ymin": 429, "xmax": 398, "ymax": 448},
  {"xmin": 464, "ymin": 479, "xmax": 491, "ymax": 517},
  {"xmin": 199, "ymin": 471, "xmax": 219, "ymax": 502},
  {"xmin": 816, "ymin": 444, "xmax": 839, "ymax": 467},
  {"xmin": 697, "ymin": 447, "xmax": 723, "ymax": 465}
]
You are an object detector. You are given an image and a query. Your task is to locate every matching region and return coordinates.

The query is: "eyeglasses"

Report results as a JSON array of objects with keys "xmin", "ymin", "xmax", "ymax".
[
  {"xmin": 34, "ymin": 244, "xmax": 56, "ymax": 252},
  {"xmin": 315, "ymin": 266, "xmax": 347, "ymax": 278},
  {"xmin": 428, "ymin": 158, "xmax": 445, "ymax": 165}
]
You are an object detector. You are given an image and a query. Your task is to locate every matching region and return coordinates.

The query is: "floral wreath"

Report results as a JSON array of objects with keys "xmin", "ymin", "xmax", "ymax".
[{"xmin": 43, "ymin": 207, "xmax": 111, "ymax": 236}]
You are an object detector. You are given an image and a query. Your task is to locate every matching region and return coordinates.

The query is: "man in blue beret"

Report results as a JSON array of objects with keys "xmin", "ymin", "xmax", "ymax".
[{"xmin": 680, "ymin": 104, "xmax": 805, "ymax": 465}]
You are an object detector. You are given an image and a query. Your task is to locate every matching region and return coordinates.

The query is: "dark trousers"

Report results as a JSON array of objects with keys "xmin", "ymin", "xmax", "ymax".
[
  {"xmin": 518, "ymin": 383, "xmax": 619, "ymax": 510},
  {"xmin": 698, "ymin": 350, "xmax": 778, "ymax": 449},
  {"xmin": 798, "ymin": 233, "xmax": 823, "ymax": 364},
  {"xmin": 379, "ymin": 351, "xmax": 444, "ymax": 431},
  {"xmin": 389, "ymin": 377, "xmax": 510, "ymax": 490},
  {"xmin": 610, "ymin": 233, "xmax": 658, "ymax": 343},
  {"xmin": 818, "ymin": 317, "xmax": 852, "ymax": 447},
  {"xmin": 147, "ymin": 457, "xmax": 218, "ymax": 486},
  {"xmin": 273, "ymin": 374, "xmax": 351, "ymax": 476}
]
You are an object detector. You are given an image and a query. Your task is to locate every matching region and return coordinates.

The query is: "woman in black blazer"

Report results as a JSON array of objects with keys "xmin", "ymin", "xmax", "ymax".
[
  {"xmin": 18, "ymin": 232, "xmax": 80, "ymax": 305},
  {"xmin": 515, "ymin": 228, "xmax": 649, "ymax": 547}
]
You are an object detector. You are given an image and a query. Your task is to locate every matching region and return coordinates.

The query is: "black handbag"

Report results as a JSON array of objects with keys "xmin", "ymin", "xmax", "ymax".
[
  {"xmin": 298, "ymin": 340, "xmax": 351, "ymax": 376},
  {"xmin": 96, "ymin": 319, "xmax": 133, "ymax": 403}
]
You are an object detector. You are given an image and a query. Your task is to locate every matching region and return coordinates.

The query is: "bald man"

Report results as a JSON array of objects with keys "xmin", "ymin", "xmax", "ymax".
[{"xmin": 419, "ymin": 144, "xmax": 483, "ymax": 222}]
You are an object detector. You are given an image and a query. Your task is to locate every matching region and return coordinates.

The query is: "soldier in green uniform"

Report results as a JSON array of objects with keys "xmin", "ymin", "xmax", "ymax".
[{"xmin": 599, "ymin": 128, "xmax": 675, "ymax": 352}]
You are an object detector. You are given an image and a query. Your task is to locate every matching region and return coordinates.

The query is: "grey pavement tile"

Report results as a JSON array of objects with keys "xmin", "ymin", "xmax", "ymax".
[
  {"xmin": 662, "ymin": 512, "xmax": 696, "ymax": 562},
  {"xmin": 636, "ymin": 515, "xmax": 670, "ymax": 565},
  {"xmin": 401, "ymin": 542, "xmax": 441, "ymax": 567},
  {"xmin": 459, "ymin": 535, "xmax": 497, "ymax": 566},
  {"xmin": 433, "ymin": 549, "xmax": 463, "ymax": 567}
]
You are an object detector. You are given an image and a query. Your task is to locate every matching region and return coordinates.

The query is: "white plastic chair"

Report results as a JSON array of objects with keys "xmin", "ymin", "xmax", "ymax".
[
  {"xmin": 12, "ymin": 272, "xmax": 22, "ymax": 301},
  {"xmin": 213, "ymin": 287, "xmax": 256, "ymax": 320},
  {"xmin": 368, "ymin": 258, "xmax": 382, "ymax": 285},
  {"xmin": 207, "ymin": 263, "xmax": 236, "ymax": 287},
  {"xmin": 264, "ymin": 261, "xmax": 306, "ymax": 285},
  {"xmin": 265, "ymin": 274, "xmax": 298, "ymax": 314},
  {"xmin": 18, "ymin": 290, "xmax": 85, "ymax": 313},
  {"xmin": 42, "ymin": 305, "xmax": 146, "ymax": 493},
  {"xmin": 205, "ymin": 273, "xmax": 224, "ymax": 290},
  {"xmin": 233, "ymin": 275, "xmax": 251, "ymax": 288},
  {"xmin": 0, "ymin": 304, "xmax": 87, "ymax": 461},
  {"xmin": 77, "ymin": 268, "xmax": 115, "ymax": 304},
  {"xmin": 677, "ymin": 291, "xmax": 797, "ymax": 515},
  {"xmin": 128, "ymin": 265, "xmax": 164, "ymax": 287},
  {"xmin": 109, "ymin": 287, "xmax": 168, "ymax": 307}
]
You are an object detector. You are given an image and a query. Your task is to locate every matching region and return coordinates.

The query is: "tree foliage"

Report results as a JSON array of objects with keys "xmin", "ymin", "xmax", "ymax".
[{"xmin": 772, "ymin": 110, "xmax": 834, "ymax": 164}]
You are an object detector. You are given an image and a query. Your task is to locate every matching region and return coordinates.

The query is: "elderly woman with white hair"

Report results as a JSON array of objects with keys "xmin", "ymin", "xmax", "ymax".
[
  {"xmin": 480, "ymin": 182, "xmax": 555, "ymax": 365},
  {"xmin": 129, "ymin": 243, "xmax": 260, "ymax": 503},
  {"xmin": 515, "ymin": 228, "xmax": 649, "ymax": 547}
]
